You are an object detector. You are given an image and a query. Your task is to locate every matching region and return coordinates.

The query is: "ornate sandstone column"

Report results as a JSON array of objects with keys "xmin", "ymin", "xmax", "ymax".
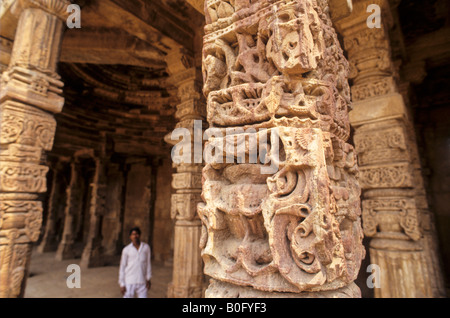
[
  {"xmin": 335, "ymin": 0, "xmax": 444, "ymax": 297},
  {"xmin": 0, "ymin": 0, "xmax": 69, "ymax": 297},
  {"xmin": 165, "ymin": 50, "xmax": 206, "ymax": 298},
  {"xmin": 199, "ymin": 0, "xmax": 364, "ymax": 297}
]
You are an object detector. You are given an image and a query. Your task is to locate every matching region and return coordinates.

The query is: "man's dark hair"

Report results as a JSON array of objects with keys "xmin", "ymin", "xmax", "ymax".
[{"xmin": 129, "ymin": 227, "xmax": 141, "ymax": 236}]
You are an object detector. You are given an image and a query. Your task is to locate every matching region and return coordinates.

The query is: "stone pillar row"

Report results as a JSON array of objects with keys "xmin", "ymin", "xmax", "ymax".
[
  {"xmin": 53, "ymin": 154, "xmax": 108, "ymax": 269},
  {"xmin": 335, "ymin": 0, "xmax": 446, "ymax": 298}
]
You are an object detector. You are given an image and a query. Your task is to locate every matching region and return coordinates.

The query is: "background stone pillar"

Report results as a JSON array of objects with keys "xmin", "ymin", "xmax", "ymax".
[
  {"xmin": 37, "ymin": 159, "xmax": 66, "ymax": 253},
  {"xmin": 165, "ymin": 50, "xmax": 206, "ymax": 298},
  {"xmin": 101, "ymin": 161, "xmax": 125, "ymax": 261},
  {"xmin": 0, "ymin": 0, "xmax": 69, "ymax": 297},
  {"xmin": 55, "ymin": 159, "xmax": 82, "ymax": 261},
  {"xmin": 80, "ymin": 157, "xmax": 107, "ymax": 268},
  {"xmin": 336, "ymin": 0, "xmax": 444, "ymax": 297},
  {"xmin": 199, "ymin": 0, "xmax": 364, "ymax": 297}
]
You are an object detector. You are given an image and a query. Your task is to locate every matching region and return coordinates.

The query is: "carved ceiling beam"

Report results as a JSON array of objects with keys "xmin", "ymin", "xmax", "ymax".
[
  {"xmin": 60, "ymin": 28, "xmax": 167, "ymax": 68},
  {"xmin": 95, "ymin": 0, "xmax": 194, "ymax": 53}
]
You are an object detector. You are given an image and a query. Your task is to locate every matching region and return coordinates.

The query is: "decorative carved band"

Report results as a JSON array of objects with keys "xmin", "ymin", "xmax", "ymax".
[
  {"xmin": 0, "ymin": 100, "xmax": 56, "ymax": 151},
  {"xmin": 358, "ymin": 163, "xmax": 413, "ymax": 189},
  {"xmin": 0, "ymin": 162, "xmax": 48, "ymax": 193},
  {"xmin": 362, "ymin": 197, "xmax": 421, "ymax": 241},
  {"xmin": 0, "ymin": 200, "xmax": 43, "ymax": 244},
  {"xmin": 351, "ymin": 77, "xmax": 396, "ymax": 101},
  {"xmin": 354, "ymin": 124, "xmax": 409, "ymax": 165}
]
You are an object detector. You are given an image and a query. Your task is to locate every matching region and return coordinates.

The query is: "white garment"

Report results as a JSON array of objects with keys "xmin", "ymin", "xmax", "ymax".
[
  {"xmin": 119, "ymin": 242, "xmax": 152, "ymax": 288},
  {"xmin": 123, "ymin": 284, "xmax": 148, "ymax": 298}
]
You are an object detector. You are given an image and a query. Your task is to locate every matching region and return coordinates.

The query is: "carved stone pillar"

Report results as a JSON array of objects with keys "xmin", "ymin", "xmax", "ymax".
[
  {"xmin": 37, "ymin": 159, "xmax": 65, "ymax": 253},
  {"xmin": 56, "ymin": 159, "xmax": 83, "ymax": 261},
  {"xmin": 336, "ymin": 0, "xmax": 444, "ymax": 297},
  {"xmin": 199, "ymin": 0, "xmax": 364, "ymax": 297},
  {"xmin": 0, "ymin": 0, "xmax": 69, "ymax": 297},
  {"xmin": 80, "ymin": 157, "xmax": 107, "ymax": 268},
  {"xmin": 165, "ymin": 50, "xmax": 206, "ymax": 298}
]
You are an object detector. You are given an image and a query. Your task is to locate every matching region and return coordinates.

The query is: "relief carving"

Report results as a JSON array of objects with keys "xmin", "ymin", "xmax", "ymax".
[
  {"xmin": 354, "ymin": 125, "xmax": 409, "ymax": 165},
  {"xmin": 0, "ymin": 200, "xmax": 43, "ymax": 242},
  {"xmin": 334, "ymin": 0, "xmax": 443, "ymax": 297},
  {"xmin": 0, "ymin": 101, "xmax": 56, "ymax": 152},
  {"xmin": 351, "ymin": 77, "xmax": 396, "ymax": 101},
  {"xmin": 362, "ymin": 198, "xmax": 421, "ymax": 241},
  {"xmin": 200, "ymin": 0, "xmax": 363, "ymax": 296},
  {"xmin": 358, "ymin": 163, "xmax": 413, "ymax": 189},
  {"xmin": 0, "ymin": 162, "xmax": 49, "ymax": 193}
]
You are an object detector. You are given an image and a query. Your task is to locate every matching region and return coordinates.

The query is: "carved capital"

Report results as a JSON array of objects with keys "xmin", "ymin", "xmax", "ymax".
[
  {"xmin": 17, "ymin": 0, "xmax": 71, "ymax": 21},
  {"xmin": 362, "ymin": 197, "xmax": 421, "ymax": 241},
  {"xmin": 171, "ymin": 192, "xmax": 202, "ymax": 221}
]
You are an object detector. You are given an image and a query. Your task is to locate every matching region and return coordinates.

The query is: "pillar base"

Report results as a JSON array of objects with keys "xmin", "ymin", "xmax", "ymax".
[
  {"xmin": 205, "ymin": 280, "xmax": 362, "ymax": 298},
  {"xmin": 55, "ymin": 243, "xmax": 75, "ymax": 261},
  {"xmin": 80, "ymin": 245, "xmax": 104, "ymax": 269},
  {"xmin": 37, "ymin": 238, "xmax": 58, "ymax": 253}
]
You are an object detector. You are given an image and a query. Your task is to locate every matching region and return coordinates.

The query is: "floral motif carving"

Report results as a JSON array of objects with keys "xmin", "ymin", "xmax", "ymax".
[
  {"xmin": 354, "ymin": 125, "xmax": 409, "ymax": 165},
  {"xmin": 358, "ymin": 163, "xmax": 413, "ymax": 189}
]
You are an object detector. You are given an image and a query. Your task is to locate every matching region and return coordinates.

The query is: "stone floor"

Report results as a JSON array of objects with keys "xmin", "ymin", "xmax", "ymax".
[{"xmin": 24, "ymin": 248, "xmax": 173, "ymax": 298}]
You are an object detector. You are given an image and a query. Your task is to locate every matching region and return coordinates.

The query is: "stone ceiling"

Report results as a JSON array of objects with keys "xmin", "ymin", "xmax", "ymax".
[
  {"xmin": 45, "ymin": 0, "xmax": 204, "ymax": 160},
  {"xmin": 51, "ymin": 62, "xmax": 176, "ymax": 159}
]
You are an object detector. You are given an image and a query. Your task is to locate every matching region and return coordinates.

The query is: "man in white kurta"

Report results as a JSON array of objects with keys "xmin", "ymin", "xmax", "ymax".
[{"xmin": 119, "ymin": 227, "xmax": 152, "ymax": 298}]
